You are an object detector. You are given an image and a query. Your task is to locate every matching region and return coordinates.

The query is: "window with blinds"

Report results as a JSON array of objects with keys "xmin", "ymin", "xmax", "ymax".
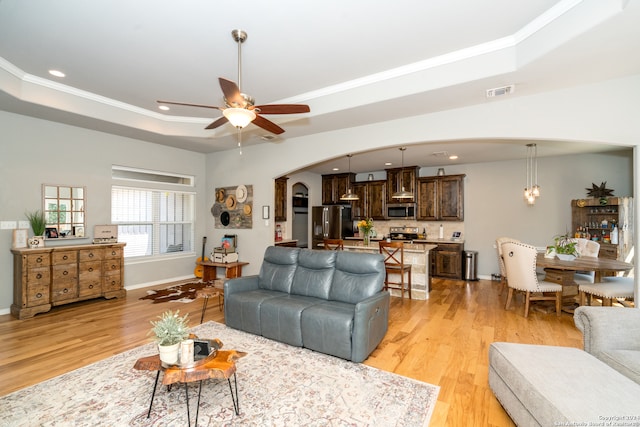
[{"xmin": 111, "ymin": 186, "xmax": 195, "ymax": 258}]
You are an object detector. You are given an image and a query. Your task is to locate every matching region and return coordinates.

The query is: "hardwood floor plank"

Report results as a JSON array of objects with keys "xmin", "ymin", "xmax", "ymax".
[{"xmin": 0, "ymin": 277, "xmax": 584, "ymax": 426}]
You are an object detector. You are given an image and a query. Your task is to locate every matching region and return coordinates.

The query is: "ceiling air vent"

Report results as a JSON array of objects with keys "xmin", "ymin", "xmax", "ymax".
[{"xmin": 486, "ymin": 84, "xmax": 515, "ymax": 98}]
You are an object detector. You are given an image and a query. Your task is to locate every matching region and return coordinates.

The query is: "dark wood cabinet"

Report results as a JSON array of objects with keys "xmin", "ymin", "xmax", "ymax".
[
  {"xmin": 322, "ymin": 173, "xmax": 355, "ymax": 205},
  {"xmin": 351, "ymin": 180, "xmax": 386, "ymax": 220},
  {"xmin": 274, "ymin": 177, "xmax": 288, "ymax": 221},
  {"xmin": 386, "ymin": 167, "xmax": 418, "ymax": 203},
  {"xmin": 430, "ymin": 242, "xmax": 463, "ymax": 279},
  {"xmin": 417, "ymin": 174, "xmax": 465, "ymax": 221}
]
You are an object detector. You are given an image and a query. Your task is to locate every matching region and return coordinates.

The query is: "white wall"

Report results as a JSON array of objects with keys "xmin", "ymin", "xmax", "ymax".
[
  {"xmin": 206, "ymin": 74, "xmax": 639, "ymax": 281},
  {"xmin": 0, "ymin": 111, "xmax": 208, "ymax": 311}
]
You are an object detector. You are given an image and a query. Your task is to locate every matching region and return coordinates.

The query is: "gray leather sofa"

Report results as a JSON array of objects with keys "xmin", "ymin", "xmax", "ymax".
[
  {"xmin": 489, "ymin": 306, "xmax": 640, "ymax": 425},
  {"xmin": 224, "ymin": 246, "xmax": 389, "ymax": 363}
]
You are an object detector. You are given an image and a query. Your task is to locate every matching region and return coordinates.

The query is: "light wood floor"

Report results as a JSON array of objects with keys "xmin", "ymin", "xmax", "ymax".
[{"xmin": 0, "ymin": 277, "xmax": 584, "ymax": 426}]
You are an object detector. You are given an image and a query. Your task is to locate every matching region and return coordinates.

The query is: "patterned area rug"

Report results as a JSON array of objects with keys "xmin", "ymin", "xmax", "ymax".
[
  {"xmin": 140, "ymin": 280, "xmax": 216, "ymax": 303},
  {"xmin": 0, "ymin": 321, "xmax": 439, "ymax": 426}
]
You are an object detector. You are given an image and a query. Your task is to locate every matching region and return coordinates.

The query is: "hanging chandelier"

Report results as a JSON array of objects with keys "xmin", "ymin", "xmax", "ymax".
[
  {"xmin": 523, "ymin": 143, "xmax": 541, "ymax": 205},
  {"xmin": 392, "ymin": 147, "xmax": 413, "ymax": 199},
  {"xmin": 340, "ymin": 154, "xmax": 359, "ymax": 201}
]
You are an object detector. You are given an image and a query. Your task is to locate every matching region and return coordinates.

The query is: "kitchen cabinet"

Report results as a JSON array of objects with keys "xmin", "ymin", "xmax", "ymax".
[
  {"xmin": 274, "ymin": 176, "xmax": 288, "ymax": 221},
  {"xmin": 417, "ymin": 174, "xmax": 465, "ymax": 221},
  {"xmin": 351, "ymin": 180, "xmax": 386, "ymax": 220},
  {"xmin": 322, "ymin": 173, "xmax": 355, "ymax": 205},
  {"xmin": 430, "ymin": 242, "xmax": 464, "ymax": 279},
  {"xmin": 570, "ymin": 197, "xmax": 634, "ymax": 261},
  {"xmin": 11, "ymin": 243, "xmax": 126, "ymax": 319},
  {"xmin": 386, "ymin": 166, "xmax": 418, "ymax": 203}
]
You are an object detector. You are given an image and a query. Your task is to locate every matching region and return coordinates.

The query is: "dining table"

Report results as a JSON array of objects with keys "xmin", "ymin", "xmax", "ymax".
[
  {"xmin": 536, "ymin": 253, "xmax": 633, "ymax": 286},
  {"xmin": 535, "ymin": 253, "xmax": 633, "ymax": 313}
]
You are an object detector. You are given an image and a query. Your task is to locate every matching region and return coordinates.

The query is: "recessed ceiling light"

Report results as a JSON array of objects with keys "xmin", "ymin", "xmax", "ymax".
[
  {"xmin": 449, "ymin": 155, "xmax": 458, "ymax": 160},
  {"xmin": 158, "ymin": 105, "xmax": 170, "ymax": 111},
  {"xmin": 48, "ymin": 69, "xmax": 65, "ymax": 78},
  {"xmin": 332, "ymin": 167, "xmax": 339, "ymax": 171},
  {"xmin": 384, "ymin": 162, "xmax": 392, "ymax": 166}
]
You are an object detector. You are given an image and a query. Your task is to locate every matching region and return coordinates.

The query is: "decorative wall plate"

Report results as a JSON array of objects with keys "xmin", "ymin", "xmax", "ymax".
[{"xmin": 577, "ymin": 199, "xmax": 586, "ymax": 207}]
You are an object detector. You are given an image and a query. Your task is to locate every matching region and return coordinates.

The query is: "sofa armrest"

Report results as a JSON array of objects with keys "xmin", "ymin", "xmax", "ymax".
[
  {"xmin": 224, "ymin": 275, "xmax": 259, "ymax": 296},
  {"xmin": 351, "ymin": 291, "xmax": 390, "ymax": 363},
  {"xmin": 574, "ymin": 306, "xmax": 640, "ymax": 356}
]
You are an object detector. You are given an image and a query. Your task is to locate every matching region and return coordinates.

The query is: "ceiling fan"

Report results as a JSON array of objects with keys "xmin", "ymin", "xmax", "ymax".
[{"xmin": 157, "ymin": 30, "xmax": 310, "ymax": 135}]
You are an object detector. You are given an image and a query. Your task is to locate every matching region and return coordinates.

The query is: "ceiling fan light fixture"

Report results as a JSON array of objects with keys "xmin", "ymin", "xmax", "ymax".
[{"xmin": 223, "ymin": 107, "xmax": 256, "ymax": 128}]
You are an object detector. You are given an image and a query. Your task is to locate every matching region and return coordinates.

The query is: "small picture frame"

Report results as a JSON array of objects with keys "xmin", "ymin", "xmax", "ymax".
[
  {"xmin": 74, "ymin": 226, "xmax": 85, "ymax": 237},
  {"xmin": 12, "ymin": 229, "xmax": 28, "ymax": 249},
  {"xmin": 452, "ymin": 231, "xmax": 461, "ymax": 240},
  {"xmin": 262, "ymin": 205, "xmax": 270, "ymax": 220},
  {"xmin": 45, "ymin": 227, "xmax": 59, "ymax": 238}
]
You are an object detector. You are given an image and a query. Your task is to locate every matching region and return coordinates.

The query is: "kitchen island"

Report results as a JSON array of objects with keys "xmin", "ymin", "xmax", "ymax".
[{"xmin": 341, "ymin": 241, "xmax": 437, "ymax": 300}]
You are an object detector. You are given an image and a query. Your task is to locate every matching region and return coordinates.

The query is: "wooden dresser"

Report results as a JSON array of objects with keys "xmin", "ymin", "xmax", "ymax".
[{"xmin": 11, "ymin": 243, "xmax": 125, "ymax": 319}]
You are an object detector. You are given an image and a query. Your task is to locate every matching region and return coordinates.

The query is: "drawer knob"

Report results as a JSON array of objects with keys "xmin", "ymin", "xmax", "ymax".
[
  {"xmin": 36, "ymin": 257, "xmax": 43, "ymax": 263},
  {"xmin": 111, "ymin": 281, "xmax": 116, "ymax": 285},
  {"xmin": 36, "ymin": 273, "xmax": 42, "ymax": 279},
  {"xmin": 89, "ymin": 253, "xmax": 94, "ymax": 258},
  {"xmin": 88, "ymin": 267, "xmax": 94, "ymax": 272},
  {"xmin": 63, "ymin": 255, "xmax": 68, "ymax": 260},
  {"xmin": 63, "ymin": 270, "xmax": 68, "ymax": 276},
  {"xmin": 63, "ymin": 288, "xmax": 68, "ymax": 293},
  {"xmin": 36, "ymin": 293, "xmax": 42, "ymax": 298},
  {"xmin": 111, "ymin": 251, "xmax": 116, "ymax": 256},
  {"xmin": 89, "ymin": 284, "xmax": 93, "ymax": 289}
]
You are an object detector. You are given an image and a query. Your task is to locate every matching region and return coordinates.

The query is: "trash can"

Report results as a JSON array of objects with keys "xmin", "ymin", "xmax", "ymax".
[{"xmin": 464, "ymin": 250, "xmax": 478, "ymax": 281}]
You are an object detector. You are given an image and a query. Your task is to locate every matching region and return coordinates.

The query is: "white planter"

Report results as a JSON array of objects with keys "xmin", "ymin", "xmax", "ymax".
[
  {"xmin": 556, "ymin": 253, "xmax": 576, "ymax": 261},
  {"xmin": 158, "ymin": 342, "xmax": 180, "ymax": 365}
]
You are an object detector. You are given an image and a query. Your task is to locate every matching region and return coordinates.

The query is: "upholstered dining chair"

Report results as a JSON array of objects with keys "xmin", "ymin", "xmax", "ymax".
[
  {"xmin": 323, "ymin": 238, "xmax": 344, "ymax": 251},
  {"xmin": 501, "ymin": 241, "xmax": 563, "ymax": 317},
  {"xmin": 495, "ymin": 237, "xmax": 521, "ymax": 295},
  {"xmin": 379, "ymin": 241, "xmax": 412, "ymax": 299},
  {"xmin": 579, "ymin": 276, "xmax": 635, "ymax": 306},
  {"xmin": 573, "ymin": 238, "xmax": 600, "ymax": 284}
]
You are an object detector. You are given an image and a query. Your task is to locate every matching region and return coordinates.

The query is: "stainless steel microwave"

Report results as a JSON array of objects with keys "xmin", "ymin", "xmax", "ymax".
[{"xmin": 386, "ymin": 204, "xmax": 416, "ymax": 219}]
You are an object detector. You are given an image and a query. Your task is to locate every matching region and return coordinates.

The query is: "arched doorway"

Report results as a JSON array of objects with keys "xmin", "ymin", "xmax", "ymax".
[{"xmin": 291, "ymin": 182, "xmax": 309, "ymax": 248}]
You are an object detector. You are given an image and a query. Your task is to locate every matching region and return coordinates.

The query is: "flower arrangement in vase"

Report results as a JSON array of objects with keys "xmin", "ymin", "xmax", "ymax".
[
  {"xmin": 357, "ymin": 218, "xmax": 374, "ymax": 246},
  {"xmin": 149, "ymin": 309, "xmax": 190, "ymax": 365}
]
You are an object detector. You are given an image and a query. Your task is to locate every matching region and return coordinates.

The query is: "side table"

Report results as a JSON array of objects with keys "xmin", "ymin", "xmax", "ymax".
[{"xmin": 134, "ymin": 346, "xmax": 247, "ymax": 426}]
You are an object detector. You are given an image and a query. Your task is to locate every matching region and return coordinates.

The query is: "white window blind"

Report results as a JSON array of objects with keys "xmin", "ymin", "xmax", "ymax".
[{"xmin": 111, "ymin": 186, "xmax": 195, "ymax": 258}]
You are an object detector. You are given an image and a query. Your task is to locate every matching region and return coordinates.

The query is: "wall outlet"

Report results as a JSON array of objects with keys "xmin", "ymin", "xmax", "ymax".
[
  {"xmin": 1, "ymin": 221, "xmax": 17, "ymax": 230},
  {"xmin": 18, "ymin": 221, "xmax": 30, "ymax": 229}
]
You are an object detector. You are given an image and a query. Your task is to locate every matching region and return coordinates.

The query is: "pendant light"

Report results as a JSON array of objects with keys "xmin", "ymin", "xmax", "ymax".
[
  {"xmin": 523, "ymin": 143, "xmax": 541, "ymax": 205},
  {"xmin": 340, "ymin": 154, "xmax": 359, "ymax": 201},
  {"xmin": 392, "ymin": 147, "xmax": 413, "ymax": 199}
]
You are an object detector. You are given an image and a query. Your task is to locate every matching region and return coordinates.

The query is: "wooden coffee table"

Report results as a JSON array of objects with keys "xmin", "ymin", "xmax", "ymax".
[{"xmin": 134, "ymin": 340, "xmax": 246, "ymax": 426}]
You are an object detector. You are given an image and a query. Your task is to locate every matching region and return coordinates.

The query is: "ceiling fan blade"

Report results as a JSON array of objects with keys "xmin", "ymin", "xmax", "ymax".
[
  {"xmin": 253, "ymin": 114, "xmax": 285, "ymax": 135},
  {"xmin": 218, "ymin": 78, "xmax": 246, "ymax": 108},
  {"xmin": 157, "ymin": 100, "xmax": 222, "ymax": 110},
  {"xmin": 253, "ymin": 104, "xmax": 311, "ymax": 114},
  {"xmin": 205, "ymin": 116, "xmax": 229, "ymax": 130}
]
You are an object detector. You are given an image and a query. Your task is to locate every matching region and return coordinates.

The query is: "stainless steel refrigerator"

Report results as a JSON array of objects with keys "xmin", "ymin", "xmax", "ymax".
[{"xmin": 312, "ymin": 206, "xmax": 353, "ymax": 249}]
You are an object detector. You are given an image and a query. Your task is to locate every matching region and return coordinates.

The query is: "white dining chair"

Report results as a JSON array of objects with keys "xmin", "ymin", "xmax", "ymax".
[
  {"xmin": 579, "ymin": 276, "xmax": 635, "ymax": 306},
  {"xmin": 502, "ymin": 241, "xmax": 563, "ymax": 317},
  {"xmin": 573, "ymin": 238, "xmax": 600, "ymax": 284}
]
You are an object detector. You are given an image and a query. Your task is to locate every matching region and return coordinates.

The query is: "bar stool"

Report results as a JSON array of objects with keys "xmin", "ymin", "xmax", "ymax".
[
  {"xmin": 379, "ymin": 241, "xmax": 412, "ymax": 299},
  {"xmin": 323, "ymin": 238, "xmax": 344, "ymax": 250}
]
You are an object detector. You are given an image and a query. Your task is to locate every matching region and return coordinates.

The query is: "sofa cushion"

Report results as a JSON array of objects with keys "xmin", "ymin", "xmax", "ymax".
[
  {"xmin": 599, "ymin": 349, "xmax": 640, "ymax": 385},
  {"xmin": 301, "ymin": 301, "xmax": 355, "ymax": 361},
  {"xmin": 225, "ymin": 289, "xmax": 285, "ymax": 336},
  {"xmin": 258, "ymin": 246, "xmax": 300, "ymax": 293},
  {"xmin": 329, "ymin": 252, "xmax": 385, "ymax": 304},
  {"xmin": 290, "ymin": 249, "xmax": 336, "ymax": 299},
  {"xmin": 489, "ymin": 342, "xmax": 640, "ymax": 425},
  {"xmin": 259, "ymin": 295, "xmax": 323, "ymax": 347}
]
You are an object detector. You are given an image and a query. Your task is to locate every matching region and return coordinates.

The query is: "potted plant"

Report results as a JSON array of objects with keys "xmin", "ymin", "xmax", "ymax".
[
  {"xmin": 25, "ymin": 210, "xmax": 46, "ymax": 248},
  {"xmin": 149, "ymin": 309, "xmax": 190, "ymax": 365},
  {"xmin": 547, "ymin": 233, "xmax": 579, "ymax": 261}
]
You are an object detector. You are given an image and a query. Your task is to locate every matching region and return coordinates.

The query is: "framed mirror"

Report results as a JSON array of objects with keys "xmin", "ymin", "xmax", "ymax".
[{"xmin": 43, "ymin": 184, "xmax": 86, "ymax": 238}]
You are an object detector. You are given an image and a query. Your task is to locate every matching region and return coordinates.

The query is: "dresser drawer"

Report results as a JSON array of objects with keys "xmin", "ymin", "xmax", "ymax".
[
  {"xmin": 52, "ymin": 264, "xmax": 78, "ymax": 281},
  {"xmin": 104, "ymin": 247, "xmax": 122, "ymax": 260},
  {"xmin": 27, "ymin": 253, "xmax": 50, "ymax": 269},
  {"xmin": 103, "ymin": 270, "xmax": 122, "ymax": 292},
  {"xmin": 79, "ymin": 278, "xmax": 102, "ymax": 298},
  {"xmin": 27, "ymin": 267, "xmax": 50, "ymax": 285},
  {"xmin": 79, "ymin": 260, "xmax": 102, "ymax": 279},
  {"xmin": 79, "ymin": 248, "xmax": 104, "ymax": 262},
  {"xmin": 26, "ymin": 282, "xmax": 50, "ymax": 306},
  {"xmin": 52, "ymin": 279, "xmax": 78, "ymax": 302},
  {"xmin": 52, "ymin": 251, "xmax": 77, "ymax": 264}
]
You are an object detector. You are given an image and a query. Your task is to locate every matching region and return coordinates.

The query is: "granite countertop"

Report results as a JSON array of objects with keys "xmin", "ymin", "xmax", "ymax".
[
  {"xmin": 342, "ymin": 242, "xmax": 437, "ymax": 253},
  {"xmin": 346, "ymin": 237, "xmax": 464, "ymax": 244}
]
